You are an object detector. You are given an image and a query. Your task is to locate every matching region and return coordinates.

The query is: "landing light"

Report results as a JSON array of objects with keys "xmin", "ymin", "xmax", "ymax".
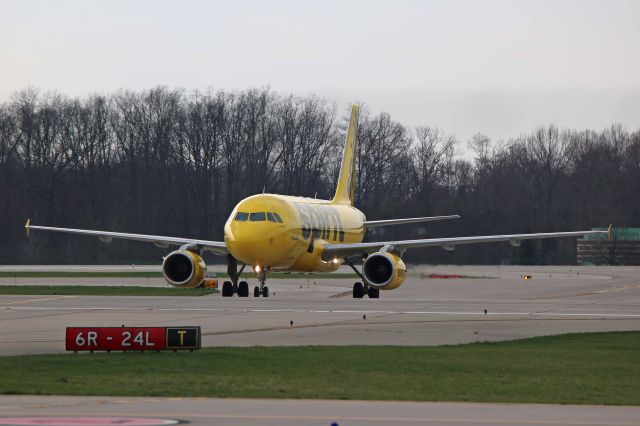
[
  {"xmin": 332, "ymin": 258, "xmax": 339, "ymax": 264},
  {"xmin": 254, "ymin": 265, "xmax": 261, "ymax": 273}
]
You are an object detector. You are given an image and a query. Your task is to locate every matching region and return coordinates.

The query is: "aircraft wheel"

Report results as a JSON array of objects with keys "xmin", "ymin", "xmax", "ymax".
[
  {"xmin": 254, "ymin": 286, "xmax": 260, "ymax": 297},
  {"xmin": 368, "ymin": 287, "xmax": 380, "ymax": 298},
  {"xmin": 263, "ymin": 286, "xmax": 270, "ymax": 297},
  {"xmin": 353, "ymin": 282, "xmax": 364, "ymax": 298},
  {"xmin": 238, "ymin": 281, "xmax": 249, "ymax": 297},
  {"xmin": 222, "ymin": 281, "xmax": 233, "ymax": 297}
]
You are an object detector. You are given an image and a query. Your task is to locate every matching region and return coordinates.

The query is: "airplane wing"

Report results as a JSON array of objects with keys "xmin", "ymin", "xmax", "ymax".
[
  {"xmin": 25, "ymin": 220, "xmax": 228, "ymax": 255},
  {"xmin": 364, "ymin": 215, "xmax": 460, "ymax": 228},
  {"xmin": 321, "ymin": 228, "xmax": 610, "ymax": 261}
]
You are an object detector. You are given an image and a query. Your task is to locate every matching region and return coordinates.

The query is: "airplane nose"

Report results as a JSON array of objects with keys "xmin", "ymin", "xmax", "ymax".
[{"xmin": 226, "ymin": 224, "xmax": 267, "ymax": 265}]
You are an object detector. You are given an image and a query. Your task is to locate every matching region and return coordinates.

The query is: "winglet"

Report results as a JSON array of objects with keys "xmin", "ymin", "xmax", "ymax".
[
  {"xmin": 607, "ymin": 224, "xmax": 613, "ymax": 241},
  {"xmin": 25, "ymin": 219, "xmax": 31, "ymax": 237}
]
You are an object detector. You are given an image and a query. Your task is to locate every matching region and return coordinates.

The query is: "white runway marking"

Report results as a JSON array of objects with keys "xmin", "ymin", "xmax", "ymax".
[{"xmin": 2, "ymin": 305, "xmax": 640, "ymax": 318}]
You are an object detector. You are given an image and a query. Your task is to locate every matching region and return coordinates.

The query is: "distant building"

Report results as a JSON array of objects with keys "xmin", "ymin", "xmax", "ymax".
[{"xmin": 578, "ymin": 228, "xmax": 640, "ymax": 265}]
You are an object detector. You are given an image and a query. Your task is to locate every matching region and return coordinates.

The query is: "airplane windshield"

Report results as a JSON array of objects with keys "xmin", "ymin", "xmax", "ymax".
[
  {"xmin": 237, "ymin": 212, "xmax": 281, "ymax": 222},
  {"xmin": 234, "ymin": 212, "xmax": 249, "ymax": 221},
  {"xmin": 249, "ymin": 212, "xmax": 266, "ymax": 221}
]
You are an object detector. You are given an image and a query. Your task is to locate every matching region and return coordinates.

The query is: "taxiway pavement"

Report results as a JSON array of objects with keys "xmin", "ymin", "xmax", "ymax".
[
  {"xmin": 1, "ymin": 265, "xmax": 639, "ymax": 356},
  {"xmin": 1, "ymin": 395, "xmax": 640, "ymax": 426}
]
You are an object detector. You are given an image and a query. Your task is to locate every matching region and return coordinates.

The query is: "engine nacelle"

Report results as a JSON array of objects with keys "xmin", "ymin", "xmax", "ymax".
[
  {"xmin": 362, "ymin": 252, "xmax": 407, "ymax": 290},
  {"xmin": 162, "ymin": 250, "xmax": 207, "ymax": 288}
]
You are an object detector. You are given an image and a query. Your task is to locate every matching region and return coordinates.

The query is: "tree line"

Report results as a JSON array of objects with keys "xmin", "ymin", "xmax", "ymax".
[{"xmin": 1, "ymin": 87, "xmax": 638, "ymax": 265}]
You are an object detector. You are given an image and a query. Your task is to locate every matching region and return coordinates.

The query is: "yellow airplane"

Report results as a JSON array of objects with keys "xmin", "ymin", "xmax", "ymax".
[{"xmin": 25, "ymin": 105, "xmax": 609, "ymax": 298}]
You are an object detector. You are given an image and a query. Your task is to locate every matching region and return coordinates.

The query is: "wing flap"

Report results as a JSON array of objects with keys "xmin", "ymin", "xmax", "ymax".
[
  {"xmin": 25, "ymin": 223, "xmax": 228, "ymax": 255},
  {"xmin": 322, "ymin": 229, "xmax": 608, "ymax": 261}
]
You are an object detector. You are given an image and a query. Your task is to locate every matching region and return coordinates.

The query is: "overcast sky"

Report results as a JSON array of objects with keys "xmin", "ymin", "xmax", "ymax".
[{"xmin": 1, "ymin": 0, "xmax": 639, "ymax": 143}]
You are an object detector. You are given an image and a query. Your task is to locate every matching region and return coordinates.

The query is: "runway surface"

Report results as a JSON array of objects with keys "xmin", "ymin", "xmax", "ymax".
[
  {"xmin": 1, "ymin": 265, "xmax": 639, "ymax": 356},
  {"xmin": 2, "ymin": 395, "xmax": 640, "ymax": 426}
]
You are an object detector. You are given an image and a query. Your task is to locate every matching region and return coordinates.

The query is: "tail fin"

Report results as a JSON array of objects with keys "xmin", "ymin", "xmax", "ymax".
[{"xmin": 332, "ymin": 104, "xmax": 359, "ymax": 205}]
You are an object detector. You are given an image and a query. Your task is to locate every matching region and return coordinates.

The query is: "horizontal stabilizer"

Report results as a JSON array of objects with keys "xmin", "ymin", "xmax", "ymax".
[{"xmin": 364, "ymin": 215, "xmax": 460, "ymax": 228}]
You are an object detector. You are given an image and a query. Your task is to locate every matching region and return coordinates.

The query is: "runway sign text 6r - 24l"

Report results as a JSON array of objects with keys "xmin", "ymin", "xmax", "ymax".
[{"xmin": 65, "ymin": 327, "xmax": 201, "ymax": 352}]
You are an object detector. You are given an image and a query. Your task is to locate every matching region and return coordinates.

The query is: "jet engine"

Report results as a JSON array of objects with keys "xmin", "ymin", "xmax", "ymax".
[
  {"xmin": 162, "ymin": 250, "xmax": 207, "ymax": 288},
  {"xmin": 362, "ymin": 252, "xmax": 407, "ymax": 290}
]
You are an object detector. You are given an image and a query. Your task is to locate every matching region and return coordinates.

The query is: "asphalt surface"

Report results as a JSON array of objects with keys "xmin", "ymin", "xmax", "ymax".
[
  {"xmin": 1, "ymin": 265, "xmax": 639, "ymax": 425},
  {"xmin": 1, "ymin": 265, "xmax": 639, "ymax": 355},
  {"xmin": 2, "ymin": 396, "xmax": 640, "ymax": 426}
]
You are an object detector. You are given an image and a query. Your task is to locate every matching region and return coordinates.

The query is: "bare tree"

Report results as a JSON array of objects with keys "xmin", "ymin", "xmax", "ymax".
[{"xmin": 0, "ymin": 87, "xmax": 638, "ymax": 265}]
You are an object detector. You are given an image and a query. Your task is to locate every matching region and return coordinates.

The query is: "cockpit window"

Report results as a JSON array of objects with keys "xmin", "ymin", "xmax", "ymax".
[
  {"xmin": 237, "ymin": 212, "xmax": 281, "ymax": 223},
  {"xmin": 249, "ymin": 212, "xmax": 266, "ymax": 221},
  {"xmin": 234, "ymin": 212, "xmax": 249, "ymax": 221}
]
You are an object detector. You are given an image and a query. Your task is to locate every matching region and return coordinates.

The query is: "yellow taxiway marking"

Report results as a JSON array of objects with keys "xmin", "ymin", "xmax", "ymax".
[
  {"xmin": 1, "ymin": 295, "xmax": 77, "ymax": 305},
  {"xmin": 328, "ymin": 290, "xmax": 353, "ymax": 298}
]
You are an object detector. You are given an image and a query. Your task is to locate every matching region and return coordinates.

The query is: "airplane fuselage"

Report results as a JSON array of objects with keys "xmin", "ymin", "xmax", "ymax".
[{"xmin": 224, "ymin": 194, "xmax": 365, "ymax": 272}]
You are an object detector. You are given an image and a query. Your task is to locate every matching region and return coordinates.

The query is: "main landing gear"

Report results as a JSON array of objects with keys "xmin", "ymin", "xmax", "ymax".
[
  {"xmin": 352, "ymin": 282, "xmax": 379, "ymax": 299},
  {"xmin": 222, "ymin": 255, "xmax": 249, "ymax": 297},
  {"xmin": 222, "ymin": 280, "xmax": 249, "ymax": 297},
  {"xmin": 344, "ymin": 258, "xmax": 379, "ymax": 299}
]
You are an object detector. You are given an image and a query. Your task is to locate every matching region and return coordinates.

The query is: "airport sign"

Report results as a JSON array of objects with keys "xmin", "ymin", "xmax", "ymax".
[{"xmin": 65, "ymin": 326, "xmax": 201, "ymax": 352}]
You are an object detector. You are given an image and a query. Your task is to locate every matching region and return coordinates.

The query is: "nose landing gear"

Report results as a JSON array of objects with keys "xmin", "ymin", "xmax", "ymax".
[{"xmin": 253, "ymin": 267, "xmax": 270, "ymax": 297}]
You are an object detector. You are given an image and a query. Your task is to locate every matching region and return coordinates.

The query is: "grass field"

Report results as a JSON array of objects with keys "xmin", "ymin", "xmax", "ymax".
[
  {"xmin": 0, "ymin": 285, "xmax": 216, "ymax": 296},
  {"xmin": 0, "ymin": 271, "xmax": 357, "ymax": 279},
  {"xmin": 1, "ymin": 332, "xmax": 639, "ymax": 405}
]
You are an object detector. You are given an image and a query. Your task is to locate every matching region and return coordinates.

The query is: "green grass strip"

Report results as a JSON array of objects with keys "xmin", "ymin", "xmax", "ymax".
[
  {"xmin": 1, "ymin": 332, "xmax": 639, "ymax": 405},
  {"xmin": 0, "ymin": 285, "xmax": 215, "ymax": 296},
  {"xmin": 0, "ymin": 271, "xmax": 356, "ymax": 279}
]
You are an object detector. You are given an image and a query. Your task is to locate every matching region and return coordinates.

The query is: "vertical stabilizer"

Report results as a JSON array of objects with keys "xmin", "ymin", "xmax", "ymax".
[{"xmin": 332, "ymin": 104, "xmax": 359, "ymax": 205}]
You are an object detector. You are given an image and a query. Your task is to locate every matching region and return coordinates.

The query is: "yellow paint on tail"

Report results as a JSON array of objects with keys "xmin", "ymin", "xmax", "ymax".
[{"xmin": 331, "ymin": 104, "xmax": 359, "ymax": 205}]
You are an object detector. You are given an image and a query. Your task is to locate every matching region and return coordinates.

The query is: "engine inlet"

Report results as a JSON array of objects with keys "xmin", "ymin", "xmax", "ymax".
[
  {"xmin": 163, "ymin": 252, "xmax": 194, "ymax": 284},
  {"xmin": 363, "ymin": 253, "xmax": 394, "ymax": 286}
]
